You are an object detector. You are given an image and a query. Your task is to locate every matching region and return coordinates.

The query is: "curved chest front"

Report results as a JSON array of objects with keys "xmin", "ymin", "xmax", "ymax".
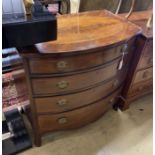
[{"xmin": 20, "ymin": 10, "xmax": 141, "ymax": 146}]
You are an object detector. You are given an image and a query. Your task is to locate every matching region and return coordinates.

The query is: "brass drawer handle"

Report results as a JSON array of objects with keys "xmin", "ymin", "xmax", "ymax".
[
  {"xmin": 58, "ymin": 117, "xmax": 68, "ymax": 124},
  {"xmin": 57, "ymin": 99, "xmax": 68, "ymax": 106},
  {"xmin": 109, "ymin": 98, "xmax": 115, "ymax": 104},
  {"xmin": 57, "ymin": 61, "xmax": 67, "ymax": 70},
  {"xmin": 143, "ymin": 71, "xmax": 149, "ymax": 79},
  {"xmin": 57, "ymin": 81, "xmax": 69, "ymax": 89},
  {"xmin": 138, "ymin": 86, "xmax": 144, "ymax": 91},
  {"xmin": 121, "ymin": 44, "xmax": 128, "ymax": 54},
  {"xmin": 113, "ymin": 80, "xmax": 119, "ymax": 88},
  {"xmin": 148, "ymin": 57, "xmax": 153, "ymax": 64}
]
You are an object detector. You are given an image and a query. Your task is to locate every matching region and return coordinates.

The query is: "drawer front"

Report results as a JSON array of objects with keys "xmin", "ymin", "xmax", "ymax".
[
  {"xmin": 133, "ymin": 67, "xmax": 153, "ymax": 84},
  {"xmin": 32, "ymin": 59, "xmax": 120, "ymax": 95},
  {"xmin": 138, "ymin": 54, "xmax": 153, "ymax": 69},
  {"xmin": 138, "ymin": 39, "xmax": 153, "ymax": 69},
  {"xmin": 142, "ymin": 39, "xmax": 153, "ymax": 57},
  {"xmin": 29, "ymin": 44, "xmax": 126, "ymax": 74},
  {"xmin": 35, "ymin": 77, "xmax": 122, "ymax": 114},
  {"xmin": 38, "ymin": 88, "xmax": 121, "ymax": 134},
  {"xmin": 128, "ymin": 79, "xmax": 153, "ymax": 97}
]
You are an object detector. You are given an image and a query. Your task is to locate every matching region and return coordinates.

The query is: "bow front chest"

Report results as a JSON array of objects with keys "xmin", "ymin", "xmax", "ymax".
[{"xmin": 19, "ymin": 10, "xmax": 141, "ymax": 146}]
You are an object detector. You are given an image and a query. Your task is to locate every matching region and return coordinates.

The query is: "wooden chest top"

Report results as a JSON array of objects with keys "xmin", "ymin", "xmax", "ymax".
[
  {"xmin": 120, "ymin": 10, "xmax": 153, "ymax": 39},
  {"xmin": 34, "ymin": 10, "xmax": 141, "ymax": 54}
]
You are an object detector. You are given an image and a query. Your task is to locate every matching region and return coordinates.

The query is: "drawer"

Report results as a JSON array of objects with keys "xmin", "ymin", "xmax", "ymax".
[
  {"xmin": 35, "ymin": 77, "xmax": 122, "ymax": 114},
  {"xmin": 38, "ymin": 88, "xmax": 121, "ymax": 134},
  {"xmin": 128, "ymin": 79, "xmax": 153, "ymax": 97},
  {"xmin": 138, "ymin": 54, "xmax": 153, "ymax": 69},
  {"xmin": 29, "ymin": 44, "xmax": 126, "ymax": 74},
  {"xmin": 142, "ymin": 39, "xmax": 153, "ymax": 57},
  {"xmin": 32, "ymin": 59, "xmax": 120, "ymax": 95},
  {"xmin": 133, "ymin": 67, "xmax": 153, "ymax": 84}
]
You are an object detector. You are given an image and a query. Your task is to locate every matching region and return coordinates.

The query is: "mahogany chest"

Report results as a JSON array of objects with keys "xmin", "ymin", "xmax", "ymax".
[
  {"xmin": 19, "ymin": 10, "xmax": 141, "ymax": 146},
  {"xmin": 118, "ymin": 10, "xmax": 153, "ymax": 110}
]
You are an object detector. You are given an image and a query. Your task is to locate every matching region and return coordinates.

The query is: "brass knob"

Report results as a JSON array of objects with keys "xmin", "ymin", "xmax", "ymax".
[
  {"xmin": 57, "ymin": 99, "xmax": 68, "ymax": 106},
  {"xmin": 58, "ymin": 117, "xmax": 68, "ymax": 124},
  {"xmin": 57, "ymin": 81, "xmax": 69, "ymax": 89},
  {"xmin": 138, "ymin": 86, "xmax": 144, "ymax": 91},
  {"xmin": 121, "ymin": 44, "xmax": 128, "ymax": 54},
  {"xmin": 113, "ymin": 80, "xmax": 119, "ymax": 88},
  {"xmin": 143, "ymin": 71, "xmax": 149, "ymax": 79},
  {"xmin": 148, "ymin": 58, "xmax": 153, "ymax": 64},
  {"xmin": 57, "ymin": 61, "xmax": 67, "ymax": 70},
  {"xmin": 109, "ymin": 98, "xmax": 115, "ymax": 104}
]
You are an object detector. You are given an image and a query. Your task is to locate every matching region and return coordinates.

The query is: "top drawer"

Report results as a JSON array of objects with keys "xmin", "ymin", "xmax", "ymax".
[
  {"xmin": 31, "ymin": 58, "xmax": 120, "ymax": 96},
  {"xmin": 142, "ymin": 39, "xmax": 153, "ymax": 57},
  {"xmin": 137, "ymin": 39, "xmax": 152, "ymax": 70},
  {"xmin": 29, "ymin": 44, "xmax": 126, "ymax": 74}
]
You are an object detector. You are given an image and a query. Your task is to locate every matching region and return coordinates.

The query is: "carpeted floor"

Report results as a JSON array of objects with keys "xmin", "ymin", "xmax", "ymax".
[
  {"xmin": 19, "ymin": 94, "xmax": 153, "ymax": 155},
  {"xmin": 2, "ymin": 48, "xmax": 28, "ymax": 112}
]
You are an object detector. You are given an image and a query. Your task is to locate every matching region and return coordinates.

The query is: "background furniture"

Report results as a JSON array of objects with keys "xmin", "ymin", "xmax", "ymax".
[
  {"xmin": 119, "ymin": 0, "xmax": 152, "ymax": 13},
  {"xmin": 2, "ymin": 1, "xmax": 57, "ymax": 153},
  {"xmin": 117, "ymin": 10, "xmax": 153, "ymax": 110},
  {"xmin": 79, "ymin": 0, "xmax": 152, "ymax": 13},
  {"xmin": 2, "ymin": 109, "xmax": 32, "ymax": 155},
  {"xmin": 58, "ymin": 0, "xmax": 152, "ymax": 14},
  {"xmin": 19, "ymin": 10, "xmax": 140, "ymax": 146},
  {"xmin": 79, "ymin": 0, "xmax": 121, "ymax": 13}
]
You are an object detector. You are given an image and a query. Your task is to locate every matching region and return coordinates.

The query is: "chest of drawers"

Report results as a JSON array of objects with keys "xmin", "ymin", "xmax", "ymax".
[
  {"xmin": 19, "ymin": 10, "xmax": 141, "ymax": 146},
  {"xmin": 118, "ymin": 10, "xmax": 153, "ymax": 110}
]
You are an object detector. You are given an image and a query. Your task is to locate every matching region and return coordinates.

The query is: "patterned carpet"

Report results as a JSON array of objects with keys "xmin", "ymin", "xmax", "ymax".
[
  {"xmin": 2, "ymin": 70, "xmax": 29, "ymax": 112},
  {"xmin": 2, "ymin": 48, "xmax": 29, "ymax": 112}
]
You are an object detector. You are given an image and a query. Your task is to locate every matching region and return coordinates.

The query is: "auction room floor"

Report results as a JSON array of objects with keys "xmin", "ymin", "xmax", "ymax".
[{"xmin": 19, "ymin": 94, "xmax": 153, "ymax": 155}]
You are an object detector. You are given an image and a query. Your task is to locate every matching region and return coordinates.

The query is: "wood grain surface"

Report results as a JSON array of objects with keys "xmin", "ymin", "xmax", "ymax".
[
  {"xmin": 117, "ymin": 10, "xmax": 153, "ymax": 110},
  {"xmin": 19, "ymin": 10, "xmax": 142, "ymax": 146},
  {"xmin": 119, "ymin": 10, "xmax": 153, "ymax": 38},
  {"xmin": 35, "ymin": 10, "xmax": 141, "ymax": 53},
  {"xmin": 38, "ymin": 88, "xmax": 121, "ymax": 134},
  {"xmin": 35, "ymin": 76, "xmax": 123, "ymax": 114},
  {"xmin": 29, "ymin": 44, "xmax": 123, "ymax": 74},
  {"xmin": 31, "ymin": 58, "xmax": 120, "ymax": 95}
]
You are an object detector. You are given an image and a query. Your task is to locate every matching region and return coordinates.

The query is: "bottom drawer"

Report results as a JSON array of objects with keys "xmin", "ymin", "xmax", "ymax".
[
  {"xmin": 38, "ymin": 88, "xmax": 121, "ymax": 134},
  {"xmin": 128, "ymin": 79, "xmax": 153, "ymax": 97}
]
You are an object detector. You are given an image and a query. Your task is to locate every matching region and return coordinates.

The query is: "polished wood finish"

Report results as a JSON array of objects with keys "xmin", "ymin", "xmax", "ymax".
[
  {"xmin": 32, "ymin": 59, "xmax": 120, "ymax": 95},
  {"xmin": 34, "ymin": 10, "xmax": 141, "ymax": 53},
  {"xmin": 38, "ymin": 88, "xmax": 122, "ymax": 134},
  {"xmin": 35, "ymin": 77, "xmax": 123, "ymax": 114},
  {"xmin": 128, "ymin": 79, "xmax": 153, "ymax": 98},
  {"xmin": 118, "ymin": 10, "xmax": 153, "ymax": 110},
  {"xmin": 19, "ymin": 10, "xmax": 141, "ymax": 146},
  {"xmin": 29, "ymin": 44, "xmax": 123, "ymax": 74},
  {"xmin": 133, "ymin": 67, "xmax": 152, "ymax": 84}
]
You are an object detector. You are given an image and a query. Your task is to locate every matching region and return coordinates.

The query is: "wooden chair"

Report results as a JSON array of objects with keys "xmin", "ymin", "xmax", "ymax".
[
  {"xmin": 146, "ymin": 13, "xmax": 153, "ymax": 28},
  {"xmin": 124, "ymin": 0, "xmax": 153, "ymax": 27},
  {"xmin": 79, "ymin": 0, "xmax": 121, "ymax": 13},
  {"xmin": 59, "ymin": 0, "xmax": 152, "ymax": 15},
  {"xmin": 119, "ymin": 0, "xmax": 152, "ymax": 14}
]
